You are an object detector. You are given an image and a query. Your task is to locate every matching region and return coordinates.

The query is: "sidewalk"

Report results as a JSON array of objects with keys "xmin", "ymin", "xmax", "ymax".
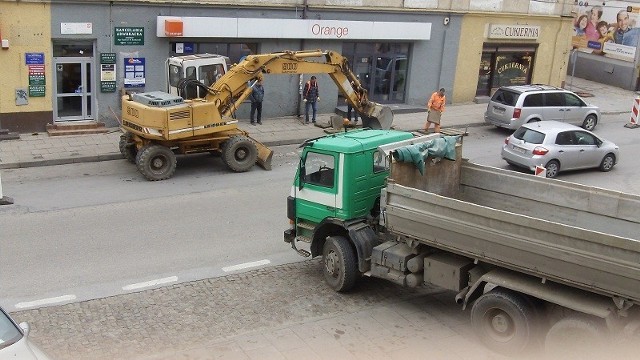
[{"xmin": 0, "ymin": 76, "xmax": 636, "ymax": 170}]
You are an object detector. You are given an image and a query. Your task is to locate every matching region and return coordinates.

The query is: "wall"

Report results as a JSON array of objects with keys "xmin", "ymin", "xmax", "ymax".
[
  {"xmin": 0, "ymin": 1, "xmax": 52, "ymax": 132},
  {"xmin": 452, "ymin": 13, "xmax": 573, "ymax": 103}
]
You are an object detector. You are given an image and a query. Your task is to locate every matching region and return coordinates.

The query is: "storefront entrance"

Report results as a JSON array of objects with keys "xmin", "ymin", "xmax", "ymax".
[
  {"xmin": 342, "ymin": 42, "xmax": 409, "ymax": 103},
  {"xmin": 53, "ymin": 43, "xmax": 95, "ymax": 122},
  {"xmin": 476, "ymin": 45, "xmax": 536, "ymax": 97}
]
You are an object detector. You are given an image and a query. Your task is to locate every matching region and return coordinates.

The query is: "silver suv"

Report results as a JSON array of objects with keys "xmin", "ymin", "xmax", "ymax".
[{"xmin": 484, "ymin": 84, "xmax": 600, "ymax": 131}]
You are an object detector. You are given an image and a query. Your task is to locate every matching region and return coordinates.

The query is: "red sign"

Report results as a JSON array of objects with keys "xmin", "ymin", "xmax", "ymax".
[{"xmin": 28, "ymin": 65, "xmax": 45, "ymax": 74}]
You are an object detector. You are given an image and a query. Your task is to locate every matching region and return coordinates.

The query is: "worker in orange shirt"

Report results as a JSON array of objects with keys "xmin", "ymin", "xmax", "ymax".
[{"xmin": 424, "ymin": 88, "xmax": 446, "ymax": 133}]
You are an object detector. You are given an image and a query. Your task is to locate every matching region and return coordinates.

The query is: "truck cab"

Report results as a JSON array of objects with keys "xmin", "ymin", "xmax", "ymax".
[
  {"xmin": 166, "ymin": 54, "xmax": 231, "ymax": 99},
  {"xmin": 285, "ymin": 129, "xmax": 413, "ymax": 257}
]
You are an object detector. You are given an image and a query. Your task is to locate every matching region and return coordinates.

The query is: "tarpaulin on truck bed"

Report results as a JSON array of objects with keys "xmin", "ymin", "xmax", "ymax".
[{"xmin": 392, "ymin": 135, "xmax": 459, "ymax": 175}]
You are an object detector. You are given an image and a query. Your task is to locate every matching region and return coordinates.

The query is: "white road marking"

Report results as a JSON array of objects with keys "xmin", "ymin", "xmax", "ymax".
[
  {"xmin": 15, "ymin": 294, "xmax": 77, "ymax": 309},
  {"xmin": 122, "ymin": 276, "xmax": 178, "ymax": 291},
  {"xmin": 222, "ymin": 259, "xmax": 271, "ymax": 272}
]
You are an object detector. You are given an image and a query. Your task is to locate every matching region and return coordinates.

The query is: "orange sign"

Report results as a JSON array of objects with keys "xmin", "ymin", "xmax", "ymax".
[{"xmin": 165, "ymin": 19, "xmax": 183, "ymax": 37}]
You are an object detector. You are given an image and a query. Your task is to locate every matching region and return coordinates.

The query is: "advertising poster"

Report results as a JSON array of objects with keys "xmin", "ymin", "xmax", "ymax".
[
  {"xmin": 124, "ymin": 57, "xmax": 146, "ymax": 88},
  {"xmin": 572, "ymin": 1, "xmax": 640, "ymax": 61}
]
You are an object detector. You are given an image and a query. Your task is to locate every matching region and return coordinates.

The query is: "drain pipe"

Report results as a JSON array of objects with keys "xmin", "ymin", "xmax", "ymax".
[{"xmin": 296, "ymin": 1, "xmax": 309, "ymax": 118}]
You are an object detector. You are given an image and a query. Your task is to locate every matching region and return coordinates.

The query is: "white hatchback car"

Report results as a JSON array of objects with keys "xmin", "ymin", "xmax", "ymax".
[
  {"xmin": 0, "ymin": 306, "xmax": 52, "ymax": 360},
  {"xmin": 501, "ymin": 121, "xmax": 619, "ymax": 178}
]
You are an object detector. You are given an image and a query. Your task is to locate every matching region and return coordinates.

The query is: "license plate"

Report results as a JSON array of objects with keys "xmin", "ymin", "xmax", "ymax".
[{"xmin": 512, "ymin": 145, "xmax": 526, "ymax": 154}]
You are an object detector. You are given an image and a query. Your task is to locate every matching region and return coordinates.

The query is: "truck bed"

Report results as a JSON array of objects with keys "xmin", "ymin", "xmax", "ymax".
[{"xmin": 383, "ymin": 159, "xmax": 640, "ymax": 304}]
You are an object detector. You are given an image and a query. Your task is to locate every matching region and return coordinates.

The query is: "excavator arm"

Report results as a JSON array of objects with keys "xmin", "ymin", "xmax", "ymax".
[{"xmin": 206, "ymin": 49, "xmax": 393, "ymax": 129}]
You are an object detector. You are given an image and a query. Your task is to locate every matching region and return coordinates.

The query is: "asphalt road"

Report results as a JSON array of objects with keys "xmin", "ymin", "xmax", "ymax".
[{"xmin": 2, "ymin": 117, "xmax": 639, "ymax": 359}]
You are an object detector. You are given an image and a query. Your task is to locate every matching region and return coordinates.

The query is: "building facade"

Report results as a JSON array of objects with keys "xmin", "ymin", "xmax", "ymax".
[
  {"xmin": 0, "ymin": 0, "xmax": 573, "ymax": 133},
  {"xmin": 569, "ymin": 1, "xmax": 640, "ymax": 91}
]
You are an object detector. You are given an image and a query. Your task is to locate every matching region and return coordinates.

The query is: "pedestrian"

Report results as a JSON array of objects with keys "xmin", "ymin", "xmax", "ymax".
[
  {"xmin": 424, "ymin": 87, "xmax": 446, "ymax": 133},
  {"xmin": 250, "ymin": 79, "xmax": 264, "ymax": 125},
  {"xmin": 303, "ymin": 76, "xmax": 320, "ymax": 124},
  {"xmin": 347, "ymin": 102, "xmax": 359, "ymax": 123}
]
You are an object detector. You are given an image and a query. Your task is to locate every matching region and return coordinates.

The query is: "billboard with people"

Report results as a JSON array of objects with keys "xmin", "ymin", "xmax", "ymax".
[{"xmin": 572, "ymin": 1, "xmax": 640, "ymax": 62}]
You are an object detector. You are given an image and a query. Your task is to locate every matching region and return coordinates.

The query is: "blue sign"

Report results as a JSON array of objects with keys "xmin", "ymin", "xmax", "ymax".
[
  {"xmin": 124, "ymin": 57, "xmax": 146, "ymax": 88},
  {"xmin": 184, "ymin": 43, "xmax": 195, "ymax": 54},
  {"xmin": 25, "ymin": 53, "xmax": 45, "ymax": 65}
]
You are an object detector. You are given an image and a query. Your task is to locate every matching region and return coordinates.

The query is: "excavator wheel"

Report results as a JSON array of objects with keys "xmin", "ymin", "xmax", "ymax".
[
  {"xmin": 136, "ymin": 144, "xmax": 177, "ymax": 181},
  {"xmin": 222, "ymin": 135, "xmax": 258, "ymax": 172},
  {"xmin": 119, "ymin": 132, "xmax": 137, "ymax": 164}
]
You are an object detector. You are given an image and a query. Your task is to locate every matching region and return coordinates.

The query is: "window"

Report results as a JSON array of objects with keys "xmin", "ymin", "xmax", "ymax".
[
  {"xmin": 573, "ymin": 131, "xmax": 596, "ymax": 145},
  {"xmin": 544, "ymin": 92, "xmax": 565, "ymax": 107},
  {"xmin": 199, "ymin": 64, "xmax": 225, "ymax": 87},
  {"xmin": 303, "ymin": 152, "xmax": 335, "ymax": 188},
  {"xmin": 373, "ymin": 151, "xmax": 388, "ymax": 173},
  {"xmin": 513, "ymin": 127, "xmax": 545, "ymax": 144},
  {"xmin": 523, "ymin": 93, "xmax": 543, "ymax": 107},
  {"xmin": 555, "ymin": 131, "xmax": 574, "ymax": 145},
  {"xmin": 564, "ymin": 93, "xmax": 585, "ymax": 107},
  {"xmin": 491, "ymin": 89, "xmax": 519, "ymax": 106}
]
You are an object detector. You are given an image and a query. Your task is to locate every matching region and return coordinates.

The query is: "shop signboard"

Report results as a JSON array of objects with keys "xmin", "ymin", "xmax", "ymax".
[
  {"xmin": 29, "ymin": 85, "xmax": 45, "ymax": 97},
  {"xmin": 114, "ymin": 27, "xmax": 144, "ymax": 46},
  {"xmin": 100, "ymin": 52, "xmax": 117, "ymax": 93},
  {"xmin": 572, "ymin": 1, "xmax": 639, "ymax": 62},
  {"xmin": 28, "ymin": 65, "xmax": 46, "ymax": 86},
  {"xmin": 25, "ymin": 53, "xmax": 44, "ymax": 65}
]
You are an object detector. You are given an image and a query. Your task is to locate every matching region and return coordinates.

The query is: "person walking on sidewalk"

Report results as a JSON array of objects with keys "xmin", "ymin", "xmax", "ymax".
[
  {"xmin": 250, "ymin": 79, "xmax": 265, "ymax": 125},
  {"xmin": 424, "ymin": 87, "xmax": 446, "ymax": 133},
  {"xmin": 303, "ymin": 76, "xmax": 320, "ymax": 124}
]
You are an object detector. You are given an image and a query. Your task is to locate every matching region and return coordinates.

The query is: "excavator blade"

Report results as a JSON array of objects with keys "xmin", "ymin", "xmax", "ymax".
[
  {"xmin": 251, "ymin": 137, "xmax": 273, "ymax": 171},
  {"xmin": 362, "ymin": 103, "xmax": 394, "ymax": 130}
]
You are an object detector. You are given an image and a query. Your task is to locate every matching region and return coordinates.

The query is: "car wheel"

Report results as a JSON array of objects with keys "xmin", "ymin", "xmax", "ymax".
[
  {"xmin": 545, "ymin": 160, "xmax": 560, "ymax": 178},
  {"xmin": 582, "ymin": 115, "xmax": 597, "ymax": 131},
  {"xmin": 599, "ymin": 153, "xmax": 616, "ymax": 172}
]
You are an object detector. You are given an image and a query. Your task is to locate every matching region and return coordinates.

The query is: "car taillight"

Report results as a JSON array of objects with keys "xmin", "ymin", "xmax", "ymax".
[
  {"xmin": 532, "ymin": 146, "xmax": 548, "ymax": 155},
  {"xmin": 513, "ymin": 108, "xmax": 521, "ymax": 119}
]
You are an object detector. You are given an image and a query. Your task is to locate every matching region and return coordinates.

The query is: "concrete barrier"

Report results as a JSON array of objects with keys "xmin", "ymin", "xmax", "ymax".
[{"xmin": 0, "ymin": 172, "xmax": 14, "ymax": 205}]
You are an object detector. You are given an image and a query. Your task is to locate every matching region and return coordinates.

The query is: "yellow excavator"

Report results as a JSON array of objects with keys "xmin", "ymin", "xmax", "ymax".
[{"xmin": 120, "ymin": 49, "xmax": 394, "ymax": 181}]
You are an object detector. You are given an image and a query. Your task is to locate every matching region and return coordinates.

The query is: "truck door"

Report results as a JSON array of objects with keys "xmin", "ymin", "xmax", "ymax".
[{"xmin": 295, "ymin": 151, "xmax": 338, "ymax": 223}]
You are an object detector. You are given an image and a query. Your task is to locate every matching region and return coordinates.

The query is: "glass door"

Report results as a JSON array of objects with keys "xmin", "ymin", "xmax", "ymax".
[
  {"xmin": 476, "ymin": 53, "xmax": 493, "ymax": 96},
  {"xmin": 53, "ymin": 58, "xmax": 94, "ymax": 121}
]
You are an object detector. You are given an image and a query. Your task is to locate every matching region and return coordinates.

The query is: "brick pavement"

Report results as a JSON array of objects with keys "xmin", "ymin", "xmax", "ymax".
[{"xmin": 11, "ymin": 259, "xmax": 508, "ymax": 360}]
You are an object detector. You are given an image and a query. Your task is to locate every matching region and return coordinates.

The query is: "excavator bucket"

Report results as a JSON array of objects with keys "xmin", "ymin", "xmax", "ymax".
[
  {"xmin": 362, "ymin": 104, "xmax": 394, "ymax": 130},
  {"xmin": 250, "ymin": 136, "xmax": 273, "ymax": 170}
]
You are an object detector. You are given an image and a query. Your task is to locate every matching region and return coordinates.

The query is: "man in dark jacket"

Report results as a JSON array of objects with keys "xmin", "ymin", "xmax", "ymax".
[
  {"xmin": 249, "ymin": 79, "xmax": 265, "ymax": 125},
  {"xmin": 303, "ymin": 76, "xmax": 319, "ymax": 124}
]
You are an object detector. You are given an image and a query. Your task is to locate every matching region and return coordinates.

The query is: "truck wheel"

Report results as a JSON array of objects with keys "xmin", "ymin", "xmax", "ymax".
[
  {"xmin": 544, "ymin": 315, "xmax": 606, "ymax": 358},
  {"xmin": 136, "ymin": 145, "xmax": 177, "ymax": 181},
  {"xmin": 222, "ymin": 136, "xmax": 258, "ymax": 172},
  {"xmin": 322, "ymin": 236, "xmax": 358, "ymax": 292},
  {"xmin": 119, "ymin": 133, "xmax": 137, "ymax": 163},
  {"xmin": 471, "ymin": 288, "xmax": 538, "ymax": 355},
  {"xmin": 544, "ymin": 160, "xmax": 560, "ymax": 178}
]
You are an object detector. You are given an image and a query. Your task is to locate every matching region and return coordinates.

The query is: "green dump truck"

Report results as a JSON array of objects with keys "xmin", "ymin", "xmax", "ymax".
[{"xmin": 284, "ymin": 130, "xmax": 640, "ymax": 355}]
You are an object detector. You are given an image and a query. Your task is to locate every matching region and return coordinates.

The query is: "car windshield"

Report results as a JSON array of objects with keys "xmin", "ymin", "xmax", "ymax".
[
  {"xmin": 0, "ymin": 309, "xmax": 22, "ymax": 350},
  {"xmin": 513, "ymin": 127, "xmax": 545, "ymax": 144},
  {"xmin": 491, "ymin": 89, "xmax": 519, "ymax": 106}
]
